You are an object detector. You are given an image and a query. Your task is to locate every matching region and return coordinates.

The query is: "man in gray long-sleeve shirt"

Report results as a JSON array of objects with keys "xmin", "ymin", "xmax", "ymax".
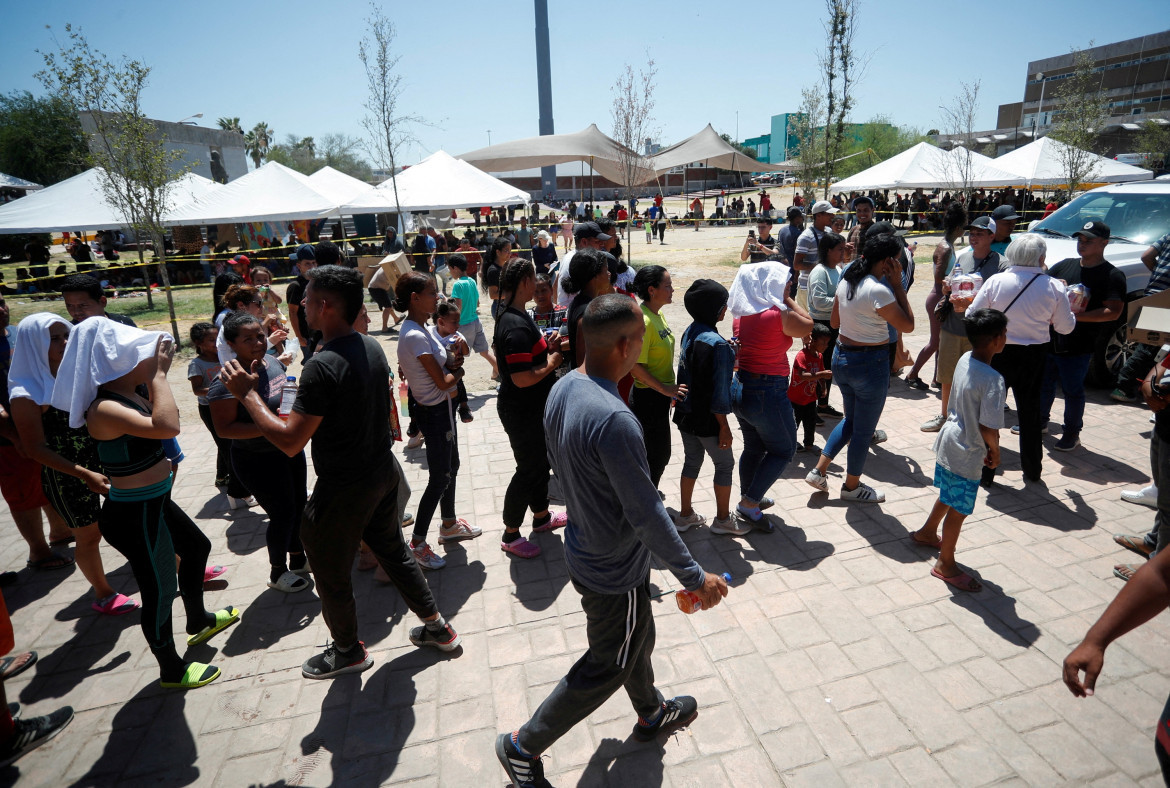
[{"xmin": 496, "ymin": 295, "xmax": 727, "ymax": 788}]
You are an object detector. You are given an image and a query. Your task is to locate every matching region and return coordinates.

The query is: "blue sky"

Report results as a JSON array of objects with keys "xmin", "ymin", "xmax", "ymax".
[{"xmin": 1, "ymin": 0, "xmax": 1164, "ymax": 168}]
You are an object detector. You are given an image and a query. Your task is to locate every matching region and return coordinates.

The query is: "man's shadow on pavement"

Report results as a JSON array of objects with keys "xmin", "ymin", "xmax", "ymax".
[
  {"xmin": 938, "ymin": 573, "xmax": 1041, "ymax": 648},
  {"xmin": 72, "ymin": 684, "xmax": 199, "ymax": 786},
  {"xmin": 983, "ymin": 477, "xmax": 1098, "ymax": 531},
  {"xmin": 18, "ymin": 595, "xmax": 135, "ymax": 701},
  {"xmin": 287, "ymin": 650, "xmax": 452, "ymax": 785},
  {"xmin": 575, "ymin": 735, "xmax": 666, "ymax": 788},
  {"xmin": 509, "ymin": 534, "xmax": 569, "ymax": 612}
]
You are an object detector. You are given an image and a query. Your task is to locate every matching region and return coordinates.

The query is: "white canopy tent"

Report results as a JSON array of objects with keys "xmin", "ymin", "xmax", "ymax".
[
  {"xmin": 457, "ymin": 124, "xmax": 636, "ymax": 186},
  {"xmin": 832, "ymin": 142, "xmax": 1020, "ymax": 191},
  {"xmin": 650, "ymin": 124, "xmax": 789, "ymax": 175},
  {"xmin": 341, "ymin": 150, "xmax": 530, "ymax": 213},
  {"xmin": 165, "ymin": 161, "xmax": 338, "ymax": 226},
  {"xmin": 945, "ymin": 147, "xmax": 1029, "ymax": 188},
  {"xmin": 0, "ymin": 168, "xmax": 220, "ymax": 234},
  {"xmin": 991, "ymin": 136, "xmax": 1154, "ymax": 187},
  {"xmin": 0, "ymin": 172, "xmax": 44, "ymax": 191},
  {"xmin": 308, "ymin": 166, "xmax": 377, "ymax": 205}
]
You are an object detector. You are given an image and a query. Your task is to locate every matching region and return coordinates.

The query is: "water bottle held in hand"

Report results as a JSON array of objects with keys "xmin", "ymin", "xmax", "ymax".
[
  {"xmin": 676, "ymin": 573, "xmax": 731, "ymax": 614},
  {"xmin": 277, "ymin": 376, "xmax": 297, "ymax": 419}
]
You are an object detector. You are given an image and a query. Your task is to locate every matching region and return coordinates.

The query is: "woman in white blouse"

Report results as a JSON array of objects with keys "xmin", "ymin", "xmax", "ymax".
[{"xmin": 967, "ymin": 234, "xmax": 1075, "ymax": 485}]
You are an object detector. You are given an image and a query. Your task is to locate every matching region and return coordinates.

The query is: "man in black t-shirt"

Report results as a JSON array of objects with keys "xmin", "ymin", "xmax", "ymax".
[
  {"xmin": 1040, "ymin": 221, "xmax": 1126, "ymax": 451},
  {"xmin": 221, "ymin": 265, "xmax": 461, "ymax": 680},
  {"xmin": 286, "ymin": 244, "xmax": 318, "ymax": 358}
]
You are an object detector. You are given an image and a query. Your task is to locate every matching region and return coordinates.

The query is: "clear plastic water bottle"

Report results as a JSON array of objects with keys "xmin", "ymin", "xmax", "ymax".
[
  {"xmin": 676, "ymin": 573, "xmax": 732, "ymax": 614},
  {"xmin": 948, "ymin": 261, "xmax": 963, "ymax": 288},
  {"xmin": 277, "ymin": 376, "xmax": 297, "ymax": 419},
  {"xmin": 969, "ymin": 272, "xmax": 983, "ymax": 293},
  {"xmin": 1068, "ymin": 283, "xmax": 1090, "ymax": 315}
]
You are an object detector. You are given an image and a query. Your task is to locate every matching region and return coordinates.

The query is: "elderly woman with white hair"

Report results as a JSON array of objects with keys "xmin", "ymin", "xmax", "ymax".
[{"xmin": 967, "ymin": 233, "xmax": 1076, "ymax": 485}]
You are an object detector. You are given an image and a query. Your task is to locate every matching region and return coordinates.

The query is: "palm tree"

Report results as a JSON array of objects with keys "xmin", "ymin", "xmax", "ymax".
[
  {"xmin": 244, "ymin": 122, "xmax": 274, "ymax": 168},
  {"xmin": 296, "ymin": 136, "xmax": 316, "ymax": 158},
  {"xmin": 217, "ymin": 116, "xmax": 243, "ymax": 134}
]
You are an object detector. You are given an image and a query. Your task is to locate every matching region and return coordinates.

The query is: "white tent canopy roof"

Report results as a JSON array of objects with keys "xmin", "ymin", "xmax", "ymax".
[
  {"xmin": 457, "ymin": 124, "xmax": 636, "ymax": 185},
  {"xmin": 992, "ymin": 136, "xmax": 1154, "ymax": 186},
  {"xmin": 0, "ymin": 168, "xmax": 220, "ymax": 234},
  {"xmin": 0, "ymin": 172, "xmax": 43, "ymax": 191},
  {"xmin": 832, "ymin": 142, "xmax": 1021, "ymax": 191},
  {"xmin": 308, "ymin": 166, "xmax": 376, "ymax": 205},
  {"xmin": 944, "ymin": 147, "xmax": 1027, "ymax": 188},
  {"xmin": 165, "ymin": 161, "xmax": 338, "ymax": 226},
  {"xmin": 342, "ymin": 150, "xmax": 530, "ymax": 213},
  {"xmin": 651, "ymin": 124, "xmax": 788, "ymax": 174}
]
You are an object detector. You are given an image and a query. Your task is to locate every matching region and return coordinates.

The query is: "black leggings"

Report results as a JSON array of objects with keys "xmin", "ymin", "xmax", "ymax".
[
  {"xmin": 792, "ymin": 400, "xmax": 818, "ymax": 446},
  {"xmin": 498, "ymin": 400, "xmax": 551, "ymax": 529},
  {"xmin": 198, "ymin": 404, "xmax": 249, "ymax": 499},
  {"xmin": 99, "ymin": 490, "xmax": 212, "ymax": 672},
  {"xmin": 230, "ymin": 447, "xmax": 306, "ymax": 568},
  {"xmin": 411, "ymin": 399, "xmax": 459, "ymax": 543},
  {"xmin": 629, "ymin": 386, "xmax": 672, "ymax": 488}
]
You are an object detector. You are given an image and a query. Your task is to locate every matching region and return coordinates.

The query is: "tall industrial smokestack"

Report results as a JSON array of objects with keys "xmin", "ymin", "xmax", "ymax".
[{"xmin": 534, "ymin": 0, "xmax": 556, "ymax": 197}]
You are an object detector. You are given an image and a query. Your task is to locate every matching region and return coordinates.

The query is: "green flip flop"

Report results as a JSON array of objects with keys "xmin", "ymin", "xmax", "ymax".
[
  {"xmin": 186, "ymin": 606, "xmax": 240, "ymax": 646},
  {"xmin": 160, "ymin": 662, "xmax": 221, "ymax": 689}
]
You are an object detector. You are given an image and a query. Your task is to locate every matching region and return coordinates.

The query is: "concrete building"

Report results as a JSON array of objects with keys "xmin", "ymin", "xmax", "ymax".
[
  {"xmin": 937, "ymin": 31, "xmax": 1170, "ymax": 157},
  {"xmin": 79, "ymin": 112, "xmax": 250, "ymax": 183}
]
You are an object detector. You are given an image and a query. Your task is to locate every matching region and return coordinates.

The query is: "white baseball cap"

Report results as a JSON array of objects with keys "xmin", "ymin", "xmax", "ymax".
[{"xmin": 810, "ymin": 200, "xmax": 840, "ymax": 215}]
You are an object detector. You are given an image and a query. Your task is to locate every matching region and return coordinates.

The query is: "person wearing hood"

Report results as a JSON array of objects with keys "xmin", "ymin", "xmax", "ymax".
[
  {"xmin": 57, "ymin": 319, "xmax": 237, "ymax": 689},
  {"xmin": 672, "ymin": 280, "xmax": 743, "ymax": 536},
  {"xmin": 8, "ymin": 313, "xmax": 137, "ymax": 615}
]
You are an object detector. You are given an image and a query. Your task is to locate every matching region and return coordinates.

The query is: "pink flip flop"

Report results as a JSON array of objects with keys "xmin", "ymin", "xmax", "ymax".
[
  {"xmin": 92, "ymin": 592, "xmax": 141, "ymax": 616},
  {"xmin": 501, "ymin": 536, "xmax": 542, "ymax": 559},
  {"xmin": 930, "ymin": 567, "xmax": 982, "ymax": 592},
  {"xmin": 203, "ymin": 565, "xmax": 227, "ymax": 583},
  {"xmin": 532, "ymin": 511, "xmax": 568, "ymax": 533}
]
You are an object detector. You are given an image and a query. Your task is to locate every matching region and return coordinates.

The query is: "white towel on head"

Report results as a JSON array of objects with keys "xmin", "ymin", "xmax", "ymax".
[
  {"xmin": 727, "ymin": 261, "xmax": 791, "ymax": 317},
  {"xmin": 50, "ymin": 317, "xmax": 170, "ymax": 428},
  {"xmin": 8, "ymin": 313, "xmax": 71, "ymax": 406}
]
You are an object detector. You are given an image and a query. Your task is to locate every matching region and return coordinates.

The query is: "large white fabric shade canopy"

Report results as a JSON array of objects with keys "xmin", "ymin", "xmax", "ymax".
[
  {"xmin": 992, "ymin": 137, "xmax": 1153, "ymax": 186},
  {"xmin": 651, "ymin": 124, "xmax": 789, "ymax": 174},
  {"xmin": 308, "ymin": 166, "xmax": 377, "ymax": 205},
  {"xmin": 457, "ymin": 124, "xmax": 635, "ymax": 185},
  {"xmin": 166, "ymin": 161, "xmax": 338, "ymax": 226},
  {"xmin": 0, "ymin": 172, "xmax": 43, "ymax": 191},
  {"xmin": 832, "ymin": 142, "xmax": 1020, "ymax": 191},
  {"xmin": 342, "ymin": 150, "xmax": 530, "ymax": 213},
  {"xmin": 0, "ymin": 168, "xmax": 219, "ymax": 234}
]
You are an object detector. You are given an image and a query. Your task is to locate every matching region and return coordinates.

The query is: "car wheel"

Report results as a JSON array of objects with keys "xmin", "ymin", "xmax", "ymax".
[{"xmin": 1090, "ymin": 318, "xmax": 1136, "ymax": 388}]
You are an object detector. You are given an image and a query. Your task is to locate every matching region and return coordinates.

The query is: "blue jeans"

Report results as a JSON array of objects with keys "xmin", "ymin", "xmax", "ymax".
[
  {"xmin": 822, "ymin": 345, "xmax": 890, "ymax": 477},
  {"xmin": 1040, "ymin": 353, "xmax": 1092, "ymax": 434},
  {"xmin": 731, "ymin": 372, "xmax": 796, "ymax": 504}
]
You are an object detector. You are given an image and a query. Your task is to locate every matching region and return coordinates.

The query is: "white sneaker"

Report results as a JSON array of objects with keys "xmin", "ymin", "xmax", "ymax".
[
  {"xmin": 1121, "ymin": 484, "xmax": 1158, "ymax": 509},
  {"xmin": 805, "ymin": 469, "xmax": 829, "ymax": 492},
  {"xmin": 1010, "ymin": 424, "xmax": 1048, "ymax": 435},
  {"xmin": 411, "ymin": 542, "xmax": 446, "ymax": 570},
  {"xmin": 228, "ymin": 496, "xmax": 256, "ymax": 510},
  {"xmin": 920, "ymin": 414, "xmax": 945, "ymax": 433},
  {"xmin": 710, "ymin": 516, "xmax": 752, "ymax": 536},
  {"xmin": 438, "ymin": 519, "xmax": 482, "ymax": 544},
  {"xmin": 406, "ymin": 433, "xmax": 424, "ymax": 450},
  {"xmin": 674, "ymin": 511, "xmax": 706, "ymax": 532},
  {"xmin": 840, "ymin": 483, "xmax": 885, "ymax": 503}
]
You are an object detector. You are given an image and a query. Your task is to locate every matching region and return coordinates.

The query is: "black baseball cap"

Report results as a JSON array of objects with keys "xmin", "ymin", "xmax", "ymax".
[
  {"xmin": 787, "ymin": 206, "xmax": 805, "ymax": 219},
  {"xmin": 852, "ymin": 196, "xmax": 875, "ymax": 208},
  {"xmin": 573, "ymin": 221, "xmax": 611, "ymax": 241},
  {"xmin": 1073, "ymin": 220, "xmax": 1110, "ymax": 240},
  {"xmin": 290, "ymin": 243, "xmax": 316, "ymax": 261},
  {"xmin": 991, "ymin": 205, "xmax": 1020, "ymax": 221}
]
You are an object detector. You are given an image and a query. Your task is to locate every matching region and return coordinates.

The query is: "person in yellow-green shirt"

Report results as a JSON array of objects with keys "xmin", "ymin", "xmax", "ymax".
[{"xmin": 629, "ymin": 266, "xmax": 686, "ymax": 491}]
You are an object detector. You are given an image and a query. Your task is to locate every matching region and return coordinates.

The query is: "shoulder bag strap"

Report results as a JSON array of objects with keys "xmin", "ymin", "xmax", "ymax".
[{"xmin": 1002, "ymin": 273, "xmax": 1041, "ymax": 314}]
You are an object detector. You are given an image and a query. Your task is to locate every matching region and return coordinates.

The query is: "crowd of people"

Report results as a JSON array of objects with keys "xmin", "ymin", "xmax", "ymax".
[{"xmin": 1, "ymin": 199, "xmax": 1170, "ymax": 781}]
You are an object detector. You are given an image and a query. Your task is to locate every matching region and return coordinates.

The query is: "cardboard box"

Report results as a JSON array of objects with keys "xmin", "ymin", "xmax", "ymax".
[
  {"xmin": 357, "ymin": 252, "xmax": 411, "ymax": 288},
  {"xmin": 1127, "ymin": 289, "xmax": 1170, "ymax": 345}
]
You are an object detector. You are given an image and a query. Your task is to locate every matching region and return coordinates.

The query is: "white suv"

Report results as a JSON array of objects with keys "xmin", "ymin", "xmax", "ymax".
[{"xmin": 1028, "ymin": 179, "xmax": 1170, "ymax": 386}]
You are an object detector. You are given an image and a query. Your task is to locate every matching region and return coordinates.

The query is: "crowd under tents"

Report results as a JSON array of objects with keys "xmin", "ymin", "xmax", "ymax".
[
  {"xmin": 0, "ymin": 168, "xmax": 221, "ymax": 234},
  {"xmin": 0, "ymin": 172, "xmax": 44, "ymax": 192}
]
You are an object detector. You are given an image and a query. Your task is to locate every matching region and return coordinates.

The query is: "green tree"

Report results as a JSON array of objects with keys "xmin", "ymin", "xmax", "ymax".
[
  {"xmin": 718, "ymin": 133, "xmax": 758, "ymax": 161},
  {"xmin": 244, "ymin": 122, "xmax": 274, "ymax": 168},
  {"xmin": 792, "ymin": 88, "xmax": 827, "ymax": 201},
  {"xmin": 0, "ymin": 91, "xmax": 88, "ymax": 186},
  {"xmin": 38, "ymin": 23, "xmax": 188, "ymax": 336},
  {"xmin": 1048, "ymin": 44, "xmax": 1108, "ymax": 194},
  {"xmin": 216, "ymin": 116, "xmax": 243, "ymax": 135},
  {"xmin": 819, "ymin": 0, "xmax": 863, "ymax": 198},
  {"xmin": 1135, "ymin": 120, "xmax": 1170, "ymax": 170}
]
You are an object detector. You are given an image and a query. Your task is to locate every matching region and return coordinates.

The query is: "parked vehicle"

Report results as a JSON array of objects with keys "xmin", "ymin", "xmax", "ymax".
[{"xmin": 1028, "ymin": 179, "xmax": 1170, "ymax": 386}]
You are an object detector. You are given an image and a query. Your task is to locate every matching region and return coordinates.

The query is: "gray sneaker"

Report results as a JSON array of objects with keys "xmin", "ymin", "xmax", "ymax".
[
  {"xmin": 920, "ymin": 414, "xmax": 945, "ymax": 433},
  {"xmin": 710, "ymin": 516, "xmax": 752, "ymax": 536},
  {"xmin": 805, "ymin": 469, "xmax": 829, "ymax": 492},
  {"xmin": 871, "ymin": 430, "xmax": 888, "ymax": 445}
]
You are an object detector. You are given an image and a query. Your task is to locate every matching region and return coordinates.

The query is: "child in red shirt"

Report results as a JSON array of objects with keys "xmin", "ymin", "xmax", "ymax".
[{"xmin": 789, "ymin": 324, "xmax": 833, "ymax": 452}]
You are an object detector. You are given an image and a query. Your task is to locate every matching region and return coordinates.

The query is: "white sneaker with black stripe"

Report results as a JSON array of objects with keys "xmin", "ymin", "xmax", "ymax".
[
  {"xmin": 840, "ymin": 482, "xmax": 885, "ymax": 503},
  {"xmin": 633, "ymin": 695, "xmax": 699, "ymax": 741}
]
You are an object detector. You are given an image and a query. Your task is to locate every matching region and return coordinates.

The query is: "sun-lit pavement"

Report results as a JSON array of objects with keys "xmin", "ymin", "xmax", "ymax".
[{"xmin": 2, "ymin": 320, "xmax": 1169, "ymax": 787}]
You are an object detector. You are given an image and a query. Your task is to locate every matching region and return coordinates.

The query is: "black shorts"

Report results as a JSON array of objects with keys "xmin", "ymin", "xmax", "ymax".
[{"xmin": 369, "ymin": 287, "xmax": 392, "ymax": 309}]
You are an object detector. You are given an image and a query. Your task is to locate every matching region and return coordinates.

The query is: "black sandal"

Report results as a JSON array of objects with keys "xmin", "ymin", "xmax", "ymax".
[{"xmin": 26, "ymin": 553, "xmax": 75, "ymax": 571}]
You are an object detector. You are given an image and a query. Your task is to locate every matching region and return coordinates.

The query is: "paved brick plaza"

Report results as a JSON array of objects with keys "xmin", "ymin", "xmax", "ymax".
[{"xmin": 1, "ymin": 328, "xmax": 1168, "ymax": 787}]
